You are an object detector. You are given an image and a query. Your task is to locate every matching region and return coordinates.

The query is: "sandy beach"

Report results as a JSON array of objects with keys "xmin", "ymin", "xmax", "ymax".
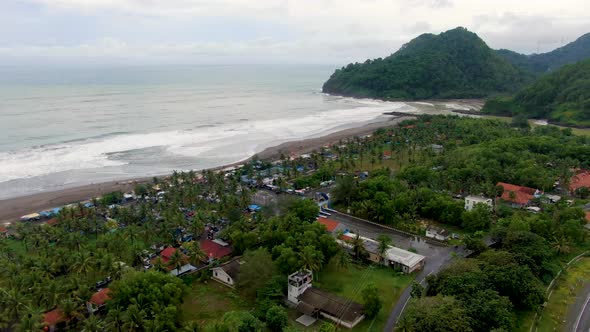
[{"xmin": 0, "ymin": 116, "xmax": 413, "ymax": 225}]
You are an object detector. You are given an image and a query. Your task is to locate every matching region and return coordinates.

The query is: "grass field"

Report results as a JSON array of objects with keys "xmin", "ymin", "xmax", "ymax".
[
  {"xmin": 306, "ymin": 262, "xmax": 414, "ymax": 332},
  {"xmin": 535, "ymin": 257, "xmax": 590, "ymax": 332},
  {"xmin": 180, "ymin": 280, "xmax": 254, "ymax": 326}
]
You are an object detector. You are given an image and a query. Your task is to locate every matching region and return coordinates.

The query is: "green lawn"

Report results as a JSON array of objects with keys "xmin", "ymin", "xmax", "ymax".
[
  {"xmin": 180, "ymin": 280, "xmax": 254, "ymax": 326},
  {"xmin": 535, "ymin": 257, "xmax": 590, "ymax": 332},
  {"xmin": 305, "ymin": 262, "xmax": 414, "ymax": 332}
]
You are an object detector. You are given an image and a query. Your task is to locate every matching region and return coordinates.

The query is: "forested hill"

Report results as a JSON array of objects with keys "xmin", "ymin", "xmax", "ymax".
[
  {"xmin": 496, "ymin": 32, "xmax": 590, "ymax": 75},
  {"xmin": 482, "ymin": 58, "xmax": 590, "ymax": 126},
  {"xmin": 322, "ymin": 27, "xmax": 531, "ymax": 100}
]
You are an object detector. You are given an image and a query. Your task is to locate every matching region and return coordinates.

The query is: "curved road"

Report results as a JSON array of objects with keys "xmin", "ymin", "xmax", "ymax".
[{"xmin": 568, "ymin": 283, "xmax": 590, "ymax": 332}]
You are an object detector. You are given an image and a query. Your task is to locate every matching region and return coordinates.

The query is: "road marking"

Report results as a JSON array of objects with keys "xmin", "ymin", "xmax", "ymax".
[{"xmin": 573, "ymin": 293, "xmax": 590, "ymax": 332}]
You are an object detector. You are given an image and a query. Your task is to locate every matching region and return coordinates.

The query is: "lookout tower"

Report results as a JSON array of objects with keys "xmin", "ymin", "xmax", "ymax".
[{"xmin": 287, "ymin": 270, "xmax": 313, "ymax": 304}]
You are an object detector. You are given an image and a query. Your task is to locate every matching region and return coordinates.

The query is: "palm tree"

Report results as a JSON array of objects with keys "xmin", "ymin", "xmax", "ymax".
[
  {"xmin": 182, "ymin": 320, "xmax": 201, "ymax": 332},
  {"xmin": 351, "ymin": 233, "xmax": 367, "ymax": 261},
  {"xmin": 376, "ymin": 234, "xmax": 393, "ymax": 264},
  {"xmin": 81, "ymin": 313, "xmax": 105, "ymax": 332},
  {"xmin": 167, "ymin": 249, "xmax": 185, "ymax": 272},
  {"xmin": 13, "ymin": 306, "xmax": 43, "ymax": 332},
  {"xmin": 552, "ymin": 235, "xmax": 572, "ymax": 254},
  {"xmin": 106, "ymin": 305, "xmax": 125, "ymax": 332},
  {"xmin": 1, "ymin": 288, "xmax": 29, "ymax": 322},
  {"xmin": 185, "ymin": 242, "xmax": 206, "ymax": 266},
  {"xmin": 299, "ymin": 246, "xmax": 324, "ymax": 274},
  {"xmin": 122, "ymin": 305, "xmax": 145, "ymax": 332}
]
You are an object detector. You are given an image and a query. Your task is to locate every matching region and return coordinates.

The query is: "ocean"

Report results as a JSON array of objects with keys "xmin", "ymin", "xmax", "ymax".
[{"xmin": 0, "ymin": 65, "xmax": 416, "ymax": 199}]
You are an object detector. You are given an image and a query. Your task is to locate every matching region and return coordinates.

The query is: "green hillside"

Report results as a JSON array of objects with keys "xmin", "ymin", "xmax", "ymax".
[
  {"xmin": 497, "ymin": 33, "xmax": 590, "ymax": 75},
  {"xmin": 482, "ymin": 58, "xmax": 590, "ymax": 126},
  {"xmin": 322, "ymin": 27, "xmax": 531, "ymax": 100}
]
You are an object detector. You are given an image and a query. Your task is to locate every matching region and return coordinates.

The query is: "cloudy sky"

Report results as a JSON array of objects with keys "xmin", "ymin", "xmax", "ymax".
[{"xmin": 1, "ymin": 0, "xmax": 589, "ymax": 65}]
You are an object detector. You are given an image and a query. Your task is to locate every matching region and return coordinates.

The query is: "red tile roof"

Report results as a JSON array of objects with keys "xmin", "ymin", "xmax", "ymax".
[
  {"xmin": 383, "ymin": 151, "xmax": 392, "ymax": 157},
  {"xmin": 0, "ymin": 227, "xmax": 7, "ymax": 233},
  {"xmin": 317, "ymin": 218, "xmax": 340, "ymax": 232},
  {"xmin": 200, "ymin": 239, "xmax": 232, "ymax": 259},
  {"xmin": 497, "ymin": 182, "xmax": 538, "ymax": 205},
  {"xmin": 89, "ymin": 288, "xmax": 111, "ymax": 306},
  {"xmin": 585, "ymin": 211, "xmax": 590, "ymax": 223},
  {"xmin": 570, "ymin": 171, "xmax": 590, "ymax": 192},
  {"xmin": 46, "ymin": 218, "xmax": 58, "ymax": 226},
  {"xmin": 43, "ymin": 309, "xmax": 65, "ymax": 326},
  {"xmin": 160, "ymin": 247, "xmax": 177, "ymax": 263}
]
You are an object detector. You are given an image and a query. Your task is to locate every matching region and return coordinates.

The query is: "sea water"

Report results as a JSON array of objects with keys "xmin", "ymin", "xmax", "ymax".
[{"xmin": 0, "ymin": 65, "xmax": 415, "ymax": 199}]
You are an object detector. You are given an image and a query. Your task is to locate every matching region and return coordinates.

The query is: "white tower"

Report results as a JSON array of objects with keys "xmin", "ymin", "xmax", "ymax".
[{"xmin": 287, "ymin": 270, "xmax": 313, "ymax": 304}]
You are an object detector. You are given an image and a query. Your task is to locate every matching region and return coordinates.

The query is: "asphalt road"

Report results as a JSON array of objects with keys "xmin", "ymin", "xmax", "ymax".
[
  {"xmin": 567, "ymin": 282, "xmax": 590, "ymax": 332},
  {"xmin": 324, "ymin": 211, "xmax": 455, "ymax": 332}
]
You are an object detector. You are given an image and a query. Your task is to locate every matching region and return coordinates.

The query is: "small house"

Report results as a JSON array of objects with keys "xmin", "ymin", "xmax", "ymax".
[
  {"xmin": 0, "ymin": 227, "xmax": 7, "ymax": 238},
  {"xmin": 497, "ymin": 182, "xmax": 541, "ymax": 207},
  {"xmin": 211, "ymin": 257, "xmax": 244, "ymax": 288},
  {"xmin": 425, "ymin": 227, "xmax": 449, "ymax": 241},
  {"xmin": 464, "ymin": 195, "xmax": 493, "ymax": 211},
  {"xmin": 570, "ymin": 170, "xmax": 590, "ymax": 193},
  {"xmin": 43, "ymin": 309, "xmax": 67, "ymax": 332},
  {"xmin": 87, "ymin": 288, "xmax": 111, "ymax": 314},
  {"xmin": 200, "ymin": 239, "xmax": 232, "ymax": 262},
  {"xmin": 153, "ymin": 247, "xmax": 197, "ymax": 276}
]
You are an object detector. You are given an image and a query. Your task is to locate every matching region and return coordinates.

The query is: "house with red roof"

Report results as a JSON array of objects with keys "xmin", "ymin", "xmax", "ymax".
[
  {"xmin": 152, "ymin": 247, "xmax": 197, "ymax": 276},
  {"xmin": 317, "ymin": 218, "xmax": 340, "ymax": 233},
  {"xmin": 43, "ymin": 308, "xmax": 67, "ymax": 332},
  {"xmin": 0, "ymin": 227, "xmax": 7, "ymax": 238},
  {"xmin": 46, "ymin": 218, "xmax": 59, "ymax": 226},
  {"xmin": 497, "ymin": 182, "xmax": 541, "ymax": 207},
  {"xmin": 382, "ymin": 150, "xmax": 392, "ymax": 160},
  {"xmin": 200, "ymin": 239, "xmax": 232, "ymax": 262},
  {"xmin": 570, "ymin": 170, "xmax": 590, "ymax": 193},
  {"xmin": 86, "ymin": 288, "xmax": 111, "ymax": 313}
]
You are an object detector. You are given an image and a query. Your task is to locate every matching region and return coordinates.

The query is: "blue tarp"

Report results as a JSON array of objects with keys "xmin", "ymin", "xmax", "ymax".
[
  {"xmin": 39, "ymin": 211, "xmax": 53, "ymax": 218},
  {"xmin": 248, "ymin": 204, "xmax": 261, "ymax": 211},
  {"xmin": 84, "ymin": 202, "xmax": 94, "ymax": 208}
]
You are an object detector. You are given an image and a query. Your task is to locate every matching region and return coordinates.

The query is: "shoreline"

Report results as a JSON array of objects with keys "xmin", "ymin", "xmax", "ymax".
[{"xmin": 0, "ymin": 116, "xmax": 413, "ymax": 225}]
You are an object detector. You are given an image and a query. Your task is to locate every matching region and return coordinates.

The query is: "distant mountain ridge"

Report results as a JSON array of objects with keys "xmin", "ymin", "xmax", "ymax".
[
  {"xmin": 482, "ymin": 58, "xmax": 590, "ymax": 126},
  {"xmin": 322, "ymin": 27, "xmax": 532, "ymax": 100},
  {"xmin": 496, "ymin": 33, "xmax": 590, "ymax": 75}
]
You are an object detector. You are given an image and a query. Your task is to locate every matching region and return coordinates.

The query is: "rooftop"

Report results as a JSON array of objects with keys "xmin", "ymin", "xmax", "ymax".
[
  {"xmin": 89, "ymin": 288, "xmax": 111, "ymax": 306},
  {"xmin": 340, "ymin": 233, "xmax": 425, "ymax": 267},
  {"xmin": 43, "ymin": 309, "xmax": 66, "ymax": 326},
  {"xmin": 497, "ymin": 182, "xmax": 539, "ymax": 205},
  {"xmin": 570, "ymin": 170, "xmax": 590, "ymax": 192},
  {"xmin": 298, "ymin": 287, "xmax": 364, "ymax": 323},
  {"xmin": 317, "ymin": 218, "xmax": 340, "ymax": 233},
  {"xmin": 200, "ymin": 239, "xmax": 232, "ymax": 259}
]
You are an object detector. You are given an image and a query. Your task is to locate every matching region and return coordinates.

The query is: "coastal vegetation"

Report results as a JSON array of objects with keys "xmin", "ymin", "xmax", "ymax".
[
  {"xmin": 482, "ymin": 58, "xmax": 590, "ymax": 127},
  {"xmin": 497, "ymin": 32, "xmax": 590, "ymax": 75},
  {"xmin": 322, "ymin": 27, "xmax": 531, "ymax": 100},
  {"xmin": 1, "ymin": 115, "xmax": 590, "ymax": 331}
]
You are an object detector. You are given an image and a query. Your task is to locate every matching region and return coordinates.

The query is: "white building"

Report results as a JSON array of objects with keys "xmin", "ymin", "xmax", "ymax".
[
  {"xmin": 337, "ymin": 233, "xmax": 425, "ymax": 273},
  {"xmin": 464, "ymin": 195, "xmax": 493, "ymax": 211},
  {"xmin": 211, "ymin": 257, "xmax": 244, "ymax": 288}
]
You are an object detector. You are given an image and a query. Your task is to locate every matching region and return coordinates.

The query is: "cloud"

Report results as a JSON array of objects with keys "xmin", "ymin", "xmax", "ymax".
[{"xmin": 3, "ymin": 0, "xmax": 590, "ymax": 64}]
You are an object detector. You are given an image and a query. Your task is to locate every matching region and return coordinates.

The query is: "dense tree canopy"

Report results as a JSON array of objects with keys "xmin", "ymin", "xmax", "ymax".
[
  {"xmin": 322, "ymin": 27, "xmax": 530, "ymax": 100},
  {"xmin": 483, "ymin": 58, "xmax": 590, "ymax": 126}
]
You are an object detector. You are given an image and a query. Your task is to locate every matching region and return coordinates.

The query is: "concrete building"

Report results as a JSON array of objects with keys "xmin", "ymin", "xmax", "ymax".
[
  {"xmin": 464, "ymin": 195, "xmax": 493, "ymax": 211},
  {"xmin": 337, "ymin": 233, "xmax": 426, "ymax": 273},
  {"xmin": 288, "ymin": 270, "xmax": 365, "ymax": 329}
]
